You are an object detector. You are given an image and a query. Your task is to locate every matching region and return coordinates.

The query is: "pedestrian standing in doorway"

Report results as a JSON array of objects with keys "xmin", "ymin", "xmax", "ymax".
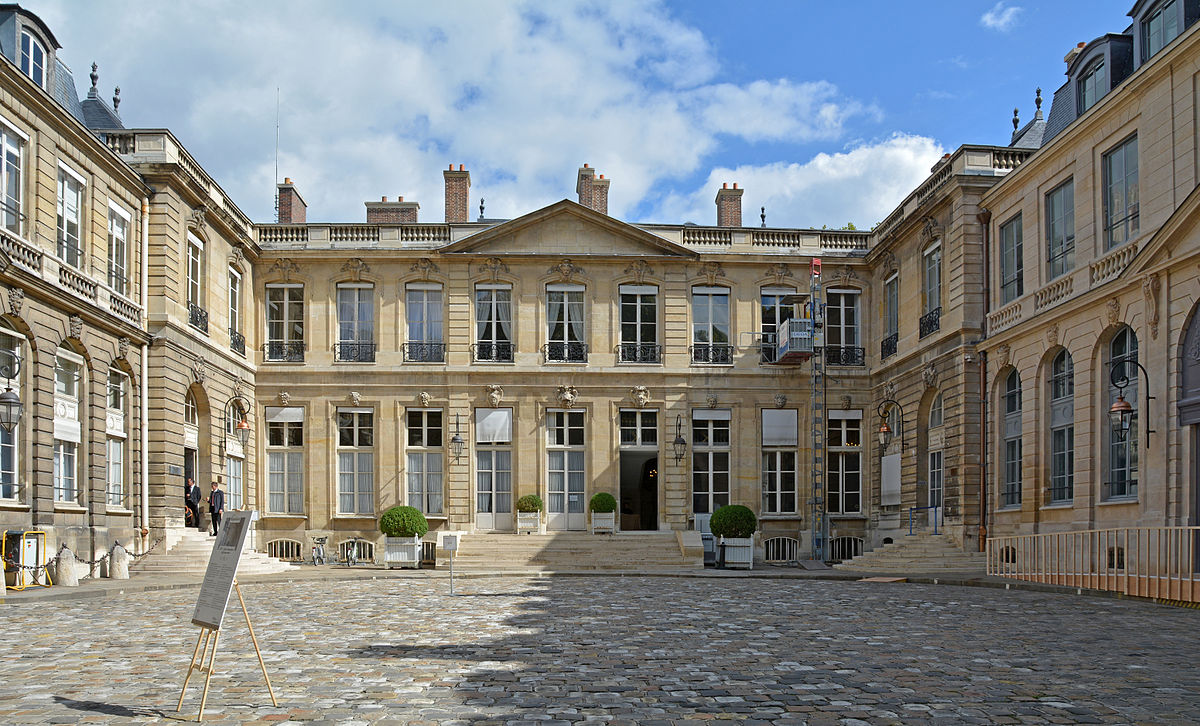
[
  {"xmin": 208, "ymin": 481, "xmax": 224, "ymax": 536},
  {"xmin": 186, "ymin": 478, "xmax": 203, "ymax": 530}
]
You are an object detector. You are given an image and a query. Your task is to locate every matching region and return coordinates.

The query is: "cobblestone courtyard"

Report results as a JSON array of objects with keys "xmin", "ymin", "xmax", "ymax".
[{"xmin": 2, "ymin": 576, "xmax": 1198, "ymax": 724}]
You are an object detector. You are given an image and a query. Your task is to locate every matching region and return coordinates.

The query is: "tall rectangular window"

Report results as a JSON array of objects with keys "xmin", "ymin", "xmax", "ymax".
[
  {"xmin": 1142, "ymin": 0, "xmax": 1179, "ymax": 59},
  {"xmin": 1049, "ymin": 350, "xmax": 1075, "ymax": 503},
  {"xmin": 1103, "ymin": 135, "xmax": 1139, "ymax": 250},
  {"xmin": 57, "ymin": 167, "xmax": 84, "ymax": 268},
  {"xmin": 760, "ymin": 287, "xmax": 795, "ymax": 363},
  {"xmin": 928, "ymin": 450, "xmax": 944, "ymax": 509},
  {"xmin": 761, "ymin": 409, "xmax": 797, "ymax": 514},
  {"xmin": 476, "ymin": 408, "xmax": 513, "ymax": 520},
  {"xmin": 405, "ymin": 284, "xmax": 444, "ymax": 362},
  {"xmin": 922, "ymin": 244, "xmax": 941, "ymax": 315},
  {"xmin": 885, "ymin": 275, "xmax": 899, "ymax": 337},
  {"xmin": 406, "ymin": 409, "xmax": 444, "ymax": 515},
  {"xmin": 226, "ymin": 456, "xmax": 244, "ymax": 510},
  {"xmin": 106, "ymin": 437, "xmax": 125, "ymax": 508},
  {"xmin": 692, "ymin": 409, "xmax": 731, "ymax": 514},
  {"xmin": 1106, "ymin": 329, "xmax": 1139, "ymax": 499},
  {"xmin": 475, "ymin": 284, "xmax": 513, "ymax": 362},
  {"xmin": 266, "ymin": 284, "xmax": 304, "ymax": 361},
  {"xmin": 0, "ymin": 331, "xmax": 19, "ymax": 500},
  {"xmin": 1, "ymin": 122, "xmax": 24, "ymax": 235},
  {"xmin": 999, "ymin": 214, "xmax": 1023, "ymax": 304},
  {"xmin": 1001, "ymin": 371, "xmax": 1023, "ymax": 508},
  {"xmin": 1079, "ymin": 59, "xmax": 1107, "ymax": 113},
  {"xmin": 619, "ymin": 285, "xmax": 659, "ymax": 363},
  {"xmin": 826, "ymin": 290, "xmax": 861, "ymax": 365},
  {"xmin": 337, "ymin": 409, "xmax": 374, "ymax": 514},
  {"xmin": 187, "ymin": 234, "xmax": 204, "ymax": 307},
  {"xmin": 336, "ymin": 284, "xmax": 375, "ymax": 362},
  {"xmin": 1046, "ymin": 179, "xmax": 1075, "ymax": 279},
  {"xmin": 546, "ymin": 284, "xmax": 586, "ymax": 362},
  {"xmin": 53, "ymin": 440, "xmax": 76, "ymax": 503},
  {"xmin": 53, "ymin": 349, "xmax": 82, "ymax": 503},
  {"xmin": 546, "ymin": 410, "xmax": 586, "ymax": 519},
  {"xmin": 692, "ymin": 287, "xmax": 731, "ymax": 364},
  {"xmin": 266, "ymin": 407, "xmax": 304, "ymax": 514},
  {"xmin": 107, "ymin": 204, "xmax": 130, "ymax": 295},
  {"xmin": 827, "ymin": 413, "xmax": 862, "ymax": 514},
  {"xmin": 228, "ymin": 268, "xmax": 242, "ymax": 333}
]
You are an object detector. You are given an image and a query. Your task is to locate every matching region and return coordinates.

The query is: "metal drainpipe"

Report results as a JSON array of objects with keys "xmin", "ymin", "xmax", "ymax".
[
  {"xmin": 139, "ymin": 195, "xmax": 150, "ymax": 550},
  {"xmin": 976, "ymin": 207, "xmax": 992, "ymax": 552}
]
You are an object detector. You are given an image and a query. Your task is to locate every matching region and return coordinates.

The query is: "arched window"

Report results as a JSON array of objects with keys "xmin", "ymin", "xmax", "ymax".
[
  {"xmin": 1001, "ymin": 370, "xmax": 1022, "ymax": 508},
  {"xmin": 184, "ymin": 392, "xmax": 198, "ymax": 427},
  {"xmin": 1106, "ymin": 328, "xmax": 1138, "ymax": 499},
  {"xmin": 1049, "ymin": 350, "xmax": 1074, "ymax": 502},
  {"xmin": 0, "ymin": 328, "xmax": 24, "ymax": 501},
  {"xmin": 929, "ymin": 391, "xmax": 944, "ymax": 428}
]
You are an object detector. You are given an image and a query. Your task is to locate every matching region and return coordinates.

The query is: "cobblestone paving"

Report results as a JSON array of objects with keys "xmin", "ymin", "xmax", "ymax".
[{"xmin": 2, "ymin": 576, "xmax": 1198, "ymax": 724}]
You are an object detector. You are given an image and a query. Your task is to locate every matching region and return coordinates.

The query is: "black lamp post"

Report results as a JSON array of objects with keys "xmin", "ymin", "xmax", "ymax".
[
  {"xmin": 450, "ymin": 413, "xmax": 465, "ymax": 460},
  {"xmin": 876, "ymin": 398, "xmax": 905, "ymax": 450},
  {"xmin": 1109, "ymin": 358, "xmax": 1154, "ymax": 447},
  {"xmin": 0, "ymin": 349, "xmax": 23, "ymax": 434},
  {"xmin": 672, "ymin": 414, "xmax": 688, "ymax": 463}
]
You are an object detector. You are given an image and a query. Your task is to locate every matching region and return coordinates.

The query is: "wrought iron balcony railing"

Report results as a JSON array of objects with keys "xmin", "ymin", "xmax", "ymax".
[
  {"xmin": 881, "ymin": 332, "xmax": 898, "ymax": 360},
  {"xmin": 618, "ymin": 342, "xmax": 662, "ymax": 363},
  {"xmin": 264, "ymin": 340, "xmax": 305, "ymax": 362},
  {"xmin": 919, "ymin": 306, "xmax": 942, "ymax": 338},
  {"xmin": 188, "ymin": 301, "xmax": 209, "ymax": 334},
  {"xmin": 403, "ymin": 341, "xmax": 446, "ymax": 363},
  {"xmin": 472, "ymin": 341, "xmax": 514, "ymax": 363},
  {"xmin": 335, "ymin": 341, "xmax": 376, "ymax": 362},
  {"xmin": 1101, "ymin": 479, "xmax": 1138, "ymax": 501},
  {"xmin": 544, "ymin": 342, "xmax": 588, "ymax": 363},
  {"xmin": 690, "ymin": 343, "xmax": 734, "ymax": 364},
  {"xmin": 229, "ymin": 329, "xmax": 245, "ymax": 356},
  {"xmin": 824, "ymin": 346, "xmax": 865, "ymax": 366}
]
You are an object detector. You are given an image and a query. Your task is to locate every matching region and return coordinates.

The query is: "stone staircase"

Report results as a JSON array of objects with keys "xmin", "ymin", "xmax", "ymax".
[
  {"xmin": 832, "ymin": 532, "xmax": 986, "ymax": 574},
  {"xmin": 131, "ymin": 528, "xmax": 297, "ymax": 578},
  {"xmin": 443, "ymin": 532, "xmax": 702, "ymax": 572}
]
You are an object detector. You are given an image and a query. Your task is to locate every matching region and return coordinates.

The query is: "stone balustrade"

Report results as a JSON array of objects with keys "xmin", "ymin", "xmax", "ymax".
[
  {"xmin": 987, "ymin": 300, "xmax": 1023, "ymax": 333},
  {"xmin": 1035, "ymin": 275, "xmax": 1074, "ymax": 311},
  {"xmin": 1090, "ymin": 242, "xmax": 1139, "ymax": 286}
]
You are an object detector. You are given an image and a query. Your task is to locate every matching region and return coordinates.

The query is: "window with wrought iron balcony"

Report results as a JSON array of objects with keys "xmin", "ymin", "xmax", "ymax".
[
  {"xmin": 264, "ymin": 340, "xmax": 305, "ymax": 362},
  {"xmin": 691, "ymin": 342, "xmax": 734, "ymax": 364},
  {"xmin": 544, "ymin": 341, "xmax": 588, "ymax": 363},
  {"xmin": 472, "ymin": 340, "xmax": 514, "ymax": 362},
  {"xmin": 335, "ymin": 340, "xmax": 376, "ymax": 363},
  {"xmin": 618, "ymin": 342, "xmax": 661, "ymax": 364},
  {"xmin": 187, "ymin": 301, "xmax": 209, "ymax": 334},
  {"xmin": 403, "ymin": 341, "xmax": 446, "ymax": 363},
  {"xmin": 919, "ymin": 306, "xmax": 941, "ymax": 338}
]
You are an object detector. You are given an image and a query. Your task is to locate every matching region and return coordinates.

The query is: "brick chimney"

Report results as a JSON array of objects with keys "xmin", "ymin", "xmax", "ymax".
[
  {"xmin": 576, "ymin": 164, "xmax": 610, "ymax": 215},
  {"xmin": 277, "ymin": 178, "xmax": 307, "ymax": 224},
  {"xmin": 576, "ymin": 164, "xmax": 594, "ymax": 209},
  {"xmin": 365, "ymin": 196, "xmax": 419, "ymax": 224},
  {"xmin": 715, "ymin": 183, "xmax": 743, "ymax": 227},
  {"xmin": 1064, "ymin": 41, "xmax": 1086, "ymax": 69},
  {"xmin": 444, "ymin": 164, "xmax": 470, "ymax": 223}
]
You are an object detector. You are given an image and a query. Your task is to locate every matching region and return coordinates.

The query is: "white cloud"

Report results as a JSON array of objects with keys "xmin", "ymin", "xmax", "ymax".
[
  {"xmin": 658, "ymin": 134, "xmax": 945, "ymax": 230},
  {"xmin": 980, "ymin": 2, "xmax": 1023, "ymax": 32},
  {"xmin": 28, "ymin": 0, "xmax": 894, "ymax": 225}
]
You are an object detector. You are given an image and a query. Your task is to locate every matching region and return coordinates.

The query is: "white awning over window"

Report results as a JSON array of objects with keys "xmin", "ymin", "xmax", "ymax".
[
  {"xmin": 692, "ymin": 408, "xmax": 731, "ymax": 421},
  {"xmin": 54, "ymin": 418, "xmax": 81, "ymax": 443},
  {"xmin": 265, "ymin": 406, "xmax": 304, "ymax": 423},
  {"xmin": 476, "ymin": 408, "xmax": 512, "ymax": 444},
  {"xmin": 761, "ymin": 409, "xmax": 797, "ymax": 446},
  {"xmin": 619, "ymin": 284, "xmax": 657, "ymax": 295}
]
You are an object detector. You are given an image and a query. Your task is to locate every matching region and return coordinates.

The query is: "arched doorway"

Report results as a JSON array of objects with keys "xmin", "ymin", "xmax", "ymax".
[{"xmin": 1178, "ymin": 303, "xmax": 1200, "ymax": 569}]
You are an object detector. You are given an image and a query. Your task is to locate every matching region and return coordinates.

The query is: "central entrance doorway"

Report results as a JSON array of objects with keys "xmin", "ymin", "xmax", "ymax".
[{"xmin": 619, "ymin": 452, "xmax": 658, "ymax": 530}]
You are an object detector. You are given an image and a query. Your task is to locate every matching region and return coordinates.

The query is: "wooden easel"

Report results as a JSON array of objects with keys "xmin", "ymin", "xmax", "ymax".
[{"xmin": 177, "ymin": 579, "xmax": 277, "ymax": 721}]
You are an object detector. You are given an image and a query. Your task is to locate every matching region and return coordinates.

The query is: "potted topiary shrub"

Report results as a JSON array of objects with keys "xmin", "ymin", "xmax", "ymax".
[
  {"xmin": 380, "ymin": 505, "xmax": 429, "ymax": 569},
  {"xmin": 589, "ymin": 492, "xmax": 617, "ymax": 534},
  {"xmin": 515, "ymin": 494, "xmax": 543, "ymax": 535},
  {"xmin": 709, "ymin": 504, "xmax": 757, "ymax": 569}
]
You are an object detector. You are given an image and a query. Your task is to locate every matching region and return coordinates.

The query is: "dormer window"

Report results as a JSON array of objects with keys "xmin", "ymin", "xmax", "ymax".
[
  {"xmin": 19, "ymin": 31, "xmax": 46, "ymax": 88},
  {"xmin": 1142, "ymin": 0, "xmax": 1180, "ymax": 61},
  {"xmin": 1078, "ymin": 57, "xmax": 1106, "ymax": 113}
]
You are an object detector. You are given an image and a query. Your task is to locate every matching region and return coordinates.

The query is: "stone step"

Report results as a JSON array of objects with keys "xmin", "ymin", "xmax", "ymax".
[{"xmin": 833, "ymin": 533, "xmax": 984, "ymax": 574}]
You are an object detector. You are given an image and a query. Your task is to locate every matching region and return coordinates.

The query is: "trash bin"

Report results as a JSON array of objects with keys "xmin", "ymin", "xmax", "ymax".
[{"xmin": 3, "ymin": 530, "xmax": 52, "ymax": 590}]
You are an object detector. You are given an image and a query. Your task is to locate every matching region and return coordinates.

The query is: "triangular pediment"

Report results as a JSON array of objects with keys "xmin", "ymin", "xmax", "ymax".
[
  {"xmin": 441, "ymin": 199, "xmax": 696, "ymax": 258},
  {"xmin": 1125, "ymin": 182, "xmax": 1200, "ymax": 276}
]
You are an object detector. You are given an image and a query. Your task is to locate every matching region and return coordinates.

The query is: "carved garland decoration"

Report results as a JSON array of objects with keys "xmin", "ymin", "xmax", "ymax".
[
  {"xmin": 269, "ymin": 258, "xmax": 301, "ymax": 281},
  {"xmin": 411, "ymin": 258, "xmax": 440, "ymax": 277},
  {"xmin": 477, "ymin": 257, "xmax": 509, "ymax": 282},
  {"xmin": 1143, "ymin": 273, "xmax": 1161, "ymax": 340},
  {"xmin": 341, "ymin": 258, "xmax": 370, "ymax": 281},
  {"xmin": 624, "ymin": 260, "xmax": 653, "ymax": 284}
]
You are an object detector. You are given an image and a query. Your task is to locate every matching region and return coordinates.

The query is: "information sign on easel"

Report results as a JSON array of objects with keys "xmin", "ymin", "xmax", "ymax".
[{"xmin": 177, "ymin": 510, "xmax": 278, "ymax": 721}]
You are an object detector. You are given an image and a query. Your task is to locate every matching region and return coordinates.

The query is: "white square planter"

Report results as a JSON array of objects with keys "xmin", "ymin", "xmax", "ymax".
[
  {"xmin": 384, "ymin": 536, "xmax": 421, "ymax": 569},
  {"xmin": 516, "ymin": 511, "xmax": 541, "ymax": 534},
  {"xmin": 718, "ymin": 536, "xmax": 754, "ymax": 570},
  {"xmin": 591, "ymin": 511, "xmax": 616, "ymax": 534}
]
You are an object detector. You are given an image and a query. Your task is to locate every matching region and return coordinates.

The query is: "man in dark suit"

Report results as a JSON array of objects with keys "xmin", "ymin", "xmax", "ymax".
[
  {"xmin": 208, "ymin": 481, "xmax": 225, "ymax": 536},
  {"xmin": 185, "ymin": 478, "xmax": 202, "ymax": 530}
]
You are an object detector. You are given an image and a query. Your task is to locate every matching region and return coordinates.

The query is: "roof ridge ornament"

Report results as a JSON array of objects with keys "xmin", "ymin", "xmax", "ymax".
[{"xmin": 89, "ymin": 62, "xmax": 99, "ymax": 95}]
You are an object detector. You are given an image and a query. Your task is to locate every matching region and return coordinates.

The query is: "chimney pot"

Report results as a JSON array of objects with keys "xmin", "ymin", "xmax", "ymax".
[
  {"xmin": 458, "ymin": 164, "xmax": 464, "ymax": 171},
  {"xmin": 284, "ymin": 177, "xmax": 292, "ymax": 184},
  {"xmin": 398, "ymin": 196, "xmax": 403, "ymax": 202},
  {"xmin": 732, "ymin": 183, "xmax": 737, "ymax": 189},
  {"xmin": 715, "ymin": 183, "xmax": 744, "ymax": 227},
  {"xmin": 723, "ymin": 182, "xmax": 728, "ymax": 189},
  {"xmin": 584, "ymin": 163, "xmax": 589, "ymax": 168},
  {"xmin": 382, "ymin": 196, "xmax": 388, "ymax": 202}
]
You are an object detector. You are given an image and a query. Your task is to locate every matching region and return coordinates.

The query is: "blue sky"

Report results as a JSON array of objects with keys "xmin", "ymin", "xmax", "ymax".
[{"xmin": 30, "ymin": 1, "xmax": 1130, "ymax": 229}]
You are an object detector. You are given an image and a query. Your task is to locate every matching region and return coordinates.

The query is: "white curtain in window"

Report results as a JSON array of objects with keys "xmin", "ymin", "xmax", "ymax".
[
  {"xmin": 476, "ymin": 408, "xmax": 513, "ymax": 443},
  {"xmin": 762, "ymin": 409, "xmax": 798, "ymax": 446}
]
